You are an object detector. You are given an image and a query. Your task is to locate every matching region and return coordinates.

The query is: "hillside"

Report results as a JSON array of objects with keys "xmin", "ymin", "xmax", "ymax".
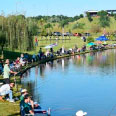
[{"xmin": 57, "ymin": 17, "xmax": 116, "ymax": 35}]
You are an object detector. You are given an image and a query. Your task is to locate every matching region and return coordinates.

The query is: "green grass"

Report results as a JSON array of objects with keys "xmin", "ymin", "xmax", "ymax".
[
  {"xmin": 0, "ymin": 75, "xmax": 21, "ymax": 116},
  {"xmin": 0, "ymin": 50, "xmax": 21, "ymax": 60},
  {"xmin": 28, "ymin": 36, "xmax": 85, "ymax": 54},
  {"xmin": 0, "ymin": 101, "xmax": 20, "ymax": 116},
  {"xmin": 29, "ymin": 36, "xmax": 116, "ymax": 55},
  {"xmin": 1, "ymin": 36, "xmax": 116, "ymax": 58}
]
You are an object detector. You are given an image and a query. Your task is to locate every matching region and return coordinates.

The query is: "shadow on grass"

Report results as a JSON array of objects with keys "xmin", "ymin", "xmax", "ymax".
[
  {"xmin": 0, "ymin": 50, "xmax": 21, "ymax": 60},
  {"xmin": 8, "ymin": 112, "xmax": 20, "ymax": 116}
]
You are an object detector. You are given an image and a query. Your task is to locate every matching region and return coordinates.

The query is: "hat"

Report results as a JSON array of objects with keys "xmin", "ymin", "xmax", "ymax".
[
  {"xmin": 21, "ymin": 89, "xmax": 27, "ymax": 93},
  {"xmin": 76, "ymin": 110, "xmax": 87, "ymax": 116}
]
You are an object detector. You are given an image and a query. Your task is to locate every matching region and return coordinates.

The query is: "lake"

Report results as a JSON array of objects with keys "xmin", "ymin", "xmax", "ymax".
[{"xmin": 21, "ymin": 49, "xmax": 116, "ymax": 116}]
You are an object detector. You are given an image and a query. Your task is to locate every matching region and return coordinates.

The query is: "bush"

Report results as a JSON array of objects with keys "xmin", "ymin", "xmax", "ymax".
[
  {"xmin": 98, "ymin": 10, "xmax": 110, "ymax": 27},
  {"xmin": 90, "ymin": 25, "xmax": 101, "ymax": 33},
  {"xmin": 87, "ymin": 37, "xmax": 94, "ymax": 43},
  {"xmin": 87, "ymin": 12, "xmax": 93, "ymax": 22},
  {"xmin": 72, "ymin": 23, "xmax": 85, "ymax": 30}
]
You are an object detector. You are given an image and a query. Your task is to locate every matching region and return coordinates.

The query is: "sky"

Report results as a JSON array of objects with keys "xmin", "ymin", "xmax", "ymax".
[{"xmin": 0, "ymin": 0, "xmax": 116, "ymax": 17}]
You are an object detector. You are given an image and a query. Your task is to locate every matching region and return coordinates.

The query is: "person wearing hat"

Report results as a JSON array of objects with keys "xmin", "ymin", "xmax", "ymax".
[
  {"xmin": 0, "ymin": 83, "xmax": 15, "ymax": 102},
  {"xmin": 3, "ymin": 59, "xmax": 17, "ymax": 84},
  {"xmin": 76, "ymin": 110, "xmax": 87, "ymax": 116},
  {"xmin": 20, "ymin": 89, "xmax": 35, "ymax": 109},
  {"xmin": 20, "ymin": 89, "xmax": 28, "ymax": 101}
]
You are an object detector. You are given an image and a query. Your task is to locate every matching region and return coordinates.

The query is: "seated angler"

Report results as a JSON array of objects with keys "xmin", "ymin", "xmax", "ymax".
[
  {"xmin": 21, "ymin": 94, "xmax": 34, "ymax": 115},
  {"xmin": 20, "ymin": 89, "xmax": 39, "ymax": 109}
]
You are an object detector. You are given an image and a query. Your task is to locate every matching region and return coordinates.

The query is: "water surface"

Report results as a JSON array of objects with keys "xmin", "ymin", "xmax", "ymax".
[{"xmin": 21, "ymin": 49, "xmax": 116, "ymax": 116}]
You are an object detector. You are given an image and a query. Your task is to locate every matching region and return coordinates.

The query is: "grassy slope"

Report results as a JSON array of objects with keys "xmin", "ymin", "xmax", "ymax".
[{"xmin": 64, "ymin": 17, "xmax": 116, "ymax": 34}]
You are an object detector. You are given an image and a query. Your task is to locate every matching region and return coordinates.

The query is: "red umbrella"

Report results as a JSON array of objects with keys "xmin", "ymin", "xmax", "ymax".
[{"xmin": 95, "ymin": 41, "xmax": 102, "ymax": 44}]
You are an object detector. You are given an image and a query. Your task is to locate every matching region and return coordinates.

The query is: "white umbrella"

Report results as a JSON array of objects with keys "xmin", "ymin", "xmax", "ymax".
[{"xmin": 44, "ymin": 43, "xmax": 57, "ymax": 49}]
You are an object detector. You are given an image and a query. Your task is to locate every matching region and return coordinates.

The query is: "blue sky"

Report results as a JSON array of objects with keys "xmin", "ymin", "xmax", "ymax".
[{"xmin": 0, "ymin": 0, "xmax": 116, "ymax": 17}]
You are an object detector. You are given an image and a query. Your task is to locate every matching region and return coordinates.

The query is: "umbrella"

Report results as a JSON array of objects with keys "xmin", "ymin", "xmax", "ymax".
[
  {"xmin": 95, "ymin": 41, "xmax": 102, "ymax": 44},
  {"xmin": 96, "ymin": 36, "xmax": 108, "ymax": 41},
  {"xmin": 44, "ymin": 43, "xmax": 57, "ymax": 49},
  {"xmin": 87, "ymin": 42, "xmax": 95, "ymax": 47}
]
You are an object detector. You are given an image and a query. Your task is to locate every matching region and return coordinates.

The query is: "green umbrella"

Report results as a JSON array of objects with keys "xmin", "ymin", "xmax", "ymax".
[{"xmin": 87, "ymin": 42, "xmax": 95, "ymax": 47}]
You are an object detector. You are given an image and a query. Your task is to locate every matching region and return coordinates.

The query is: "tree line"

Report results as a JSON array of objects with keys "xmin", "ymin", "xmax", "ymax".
[
  {"xmin": 0, "ymin": 15, "xmax": 38, "ymax": 55},
  {"xmin": 0, "ymin": 11, "xmax": 116, "ymax": 55}
]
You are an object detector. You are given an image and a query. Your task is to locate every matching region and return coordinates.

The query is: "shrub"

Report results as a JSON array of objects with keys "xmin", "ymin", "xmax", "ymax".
[
  {"xmin": 90, "ymin": 25, "xmax": 101, "ymax": 33},
  {"xmin": 87, "ymin": 37, "xmax": 94, "ymax": 43}
]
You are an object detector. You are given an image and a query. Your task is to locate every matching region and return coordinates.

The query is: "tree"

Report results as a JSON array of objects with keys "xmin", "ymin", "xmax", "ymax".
[
  {"xmin": 87, "ymin": 37, "xmax": 94, "ymax": 43},
  {"xmin": 72, "ymin": 23, "xmax": 85, "ymax": 30},
  {"xmin": 44, "ymin": 23, "xmax": 53, "ymax": 36},
  {"xmin": 98, "ymin": 10, "xmax": 110, "ymax": 27},
  {"xmin": 79, "ymin": 14, "xmax": 84, "ymax": 18},
  {"xmin": 74, "ymin": 15, "xmax": 80, "ymax": 21},
  {"xmin": 0, "ymin": 31, "xmax": 6, "ymax": 58},
  {"xmin": 87, "ymin": 12, "xmax": 93, "ymax": 22},
  {"xmin": 114, "ymin": 14, "xmax": 116, "ymax": 20},
  {"xmin": 59, "ymin": 20, "xmax": 69, "ymax": 39},
  {"xmin": 111, "ymin": 11, "xmax": 114, "ymax": 16}
]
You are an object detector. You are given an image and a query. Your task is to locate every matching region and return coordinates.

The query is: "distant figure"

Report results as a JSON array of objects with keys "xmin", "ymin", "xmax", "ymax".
[
  {"xmin": 56, "ymin": 37, "xmax": 58, "ymax": 41},
  {"xmin": 50, "ymin": 48, "xmax": 53, "ymax": 53},
  {"xmin": 76, "ymin": 110, "xmax": 87, "ymax": 116},
  {"xmin": 62, "ymin": 45, "xmax": 65, "ymax": 54},
  {"xmin": 20, "ymin": 54, "xmax": 25, "ymax": 66},
  {"xmin": 45, "ymin": 50, "xmax": 50, "ymax": 57},
  {"xmin": 82, "ymin": 36, "xmax": 86, "ymax": 42},
  {"xmin": 35, "ymin": 36, "xmax": 38, "ymax": 47},
  {"xmin": 38, "ymin": 48, "xmax": 42, "ymax": 60},
  {"xmin": 32, "ymin": 54, "xmax": 36, "ymax": 62}
]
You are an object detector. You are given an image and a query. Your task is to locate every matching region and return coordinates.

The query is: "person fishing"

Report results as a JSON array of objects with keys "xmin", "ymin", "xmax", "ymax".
[{"xmin": 3, "ymin": 59, "xmax": 17, "ymax": 84}]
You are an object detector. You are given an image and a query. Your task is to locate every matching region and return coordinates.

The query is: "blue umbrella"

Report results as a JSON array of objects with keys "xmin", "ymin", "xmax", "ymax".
[{"xmin": 96, "ymin": 36, "xmax": 108, "ymax": 41}]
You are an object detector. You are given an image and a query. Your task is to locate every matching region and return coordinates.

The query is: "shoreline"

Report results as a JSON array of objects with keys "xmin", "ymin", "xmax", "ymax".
[{"xmin": 19, "ymin": 47, "xmax": 116, "ymax": 76}]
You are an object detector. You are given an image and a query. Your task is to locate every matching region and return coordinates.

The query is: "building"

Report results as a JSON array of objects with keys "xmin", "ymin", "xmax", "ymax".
[
  {"xmin": 106, "ymin": 10, "xmax": 116, "ymax": 14},
  {"xmin": 85, "ymin": 10, "xmax": 116, "ymax": 17},
  {"xmin": 85, "ymin": 10, "xmax": 99, "ymax": 17}
]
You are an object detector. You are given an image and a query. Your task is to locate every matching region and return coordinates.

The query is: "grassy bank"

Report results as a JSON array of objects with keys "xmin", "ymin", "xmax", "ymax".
[{"xmin": 0, "ymin": 75, "xmax": 21, "ymax": 116}]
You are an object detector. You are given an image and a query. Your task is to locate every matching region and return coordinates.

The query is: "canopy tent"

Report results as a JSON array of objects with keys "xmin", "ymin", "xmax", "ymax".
[
  {"xmin": 95, "ymin": 41, "xmax": 102, "ymax": 44},
  {"xmin": 44, "ymin": 43, "xmax": 57, "ymax": 49},
  {"xmin": 96, "ymin": 36, "xmax": 108, "ymax": 41},
  {"xmin": 87, "ymin": 42, "xmax": 96, "ymax": 47}
]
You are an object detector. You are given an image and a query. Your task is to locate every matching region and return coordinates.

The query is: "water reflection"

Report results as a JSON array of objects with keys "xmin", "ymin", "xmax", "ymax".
[{"xmin": 21, "ymin": 49, "xmax": 116, "ymax": 116}]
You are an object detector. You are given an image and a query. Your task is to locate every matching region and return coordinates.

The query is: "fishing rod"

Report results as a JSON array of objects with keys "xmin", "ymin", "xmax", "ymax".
[
  {"xmin": 51, "ymin": 108, "xmax": 75, "ymax": 111},
  {"xmin": 108, "ymin": 103, "xmax": 116, "ymax": 116}
]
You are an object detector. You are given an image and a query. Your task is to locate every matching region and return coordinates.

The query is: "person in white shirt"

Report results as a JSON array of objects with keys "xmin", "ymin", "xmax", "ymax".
[{"xmin": 0, "ymin": 83, "xmax": 14, "ymax": 102}]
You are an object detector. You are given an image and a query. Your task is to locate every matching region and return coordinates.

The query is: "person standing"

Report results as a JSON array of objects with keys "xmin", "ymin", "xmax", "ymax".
[
  {"xmin": 35, "ymin": 36, "xmax": 38, "ymax": 47},
  {"xmin": 3, "ymin": 59, "xmax": 17, "ymax": 84}
]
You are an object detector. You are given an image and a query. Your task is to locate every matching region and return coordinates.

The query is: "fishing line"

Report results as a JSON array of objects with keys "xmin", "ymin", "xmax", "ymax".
[{"xmin": 108, "ymin": 103, "xmax": 116, "ymax": 116}]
